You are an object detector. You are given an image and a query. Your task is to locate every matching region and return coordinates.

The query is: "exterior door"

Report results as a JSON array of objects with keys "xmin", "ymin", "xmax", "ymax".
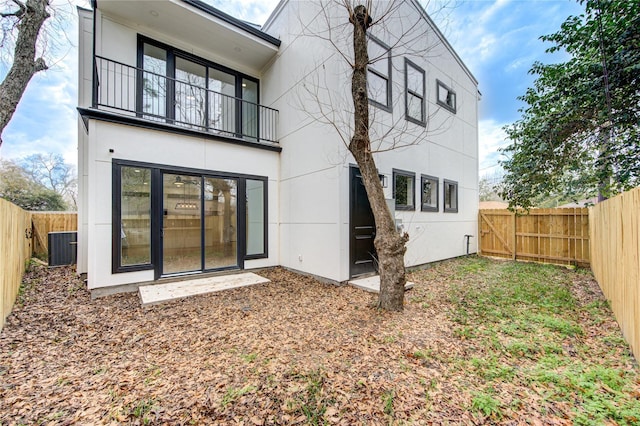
[
  {"xmin": 350, "ymin": 166, "xmax": 377, "ymax": 277},
  {"xmin": 162, "ymin": 173, "xmax": 203, "ymax": 274},
  {"xmin": 161, "ymin": 173, "xmax": 238, "ymax": 275},
  {"xmin": 203, "ymin": 177, "xmax": 238, "ymax": 270}
]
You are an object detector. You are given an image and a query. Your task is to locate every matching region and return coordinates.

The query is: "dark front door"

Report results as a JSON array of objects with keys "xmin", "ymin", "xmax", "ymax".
[{"xmin": 350, "ymin": 166, "xmax": 377, "ymax": 277}]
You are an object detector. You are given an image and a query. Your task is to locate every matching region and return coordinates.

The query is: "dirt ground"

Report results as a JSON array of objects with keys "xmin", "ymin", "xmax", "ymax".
[{"xmin": 0, "ymin": 258, "xmax": 637, "ymax": 425}]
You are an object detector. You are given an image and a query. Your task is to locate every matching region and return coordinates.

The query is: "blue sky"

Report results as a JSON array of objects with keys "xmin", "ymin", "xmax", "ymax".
[{"xmin": 0, "ymin": 0, "xmax": 584, "ymax": 177}]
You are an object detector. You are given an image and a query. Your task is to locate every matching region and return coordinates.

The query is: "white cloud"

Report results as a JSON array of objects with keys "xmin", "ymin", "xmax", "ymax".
[{"xmin": 478, "ymin": 119, "xmax": 510, "ymax": 175}]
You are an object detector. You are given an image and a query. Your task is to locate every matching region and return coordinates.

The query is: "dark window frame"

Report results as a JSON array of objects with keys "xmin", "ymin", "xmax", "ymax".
[
  {"xmin": 244, "ymin": 178, "xmax": 269, "ymax": 260},
  {"xmin": 136, "ymin": 34, "xmax": 260, "ymax": 135},
  {"xmin": 443, "ymin": 179, "xmax": 459, "ymax": 213},
  {"xmin": 112, "ymin": 162, "xmax": 156, "ymax": 274},
  {"xmin": 367, "ymin": 35, "xmax": 392, "ymax": 112},
  {"xmin": 393, "ymin": 168, "xmax": 416, "ymax": 211},
  {"xmin": 436, "ymin": 79, "xmax": 457, "ymax": 114},
  {"xmin": 404, "ymin": 58, "xmax": 426, "ymax": 126},
  {"xmin": 112, "ymin": 159, "xmax": 268, "ymax": 276},
  {"xmin": 420, "ymin": 174, "xmax": 439, "ymax": 212}
]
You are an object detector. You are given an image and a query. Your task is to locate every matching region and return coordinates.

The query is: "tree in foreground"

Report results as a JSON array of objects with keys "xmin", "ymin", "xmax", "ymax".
[
  {"xmin": 296, "ymin": 0, "xmax": 457, "ymax": 310},
  {"xmin": 0, "ymin": 0, "xmax": 52, "ymax": 146},
  {"xmin": 346, "ymin": 4, "xmax": 408, "ymax": 311},
  {"xmin": 0, "ymin": 159, "xmax": 67, "ymax": 210},
  {"xmin": 499, "ymin": 0, "xmax": 640, "ymax": 209}
]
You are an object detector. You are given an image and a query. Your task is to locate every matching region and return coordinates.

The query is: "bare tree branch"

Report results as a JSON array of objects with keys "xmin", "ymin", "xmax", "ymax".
[{"xmin": 0, "ymin": 0, "xmax": 51, "ymax": 146}]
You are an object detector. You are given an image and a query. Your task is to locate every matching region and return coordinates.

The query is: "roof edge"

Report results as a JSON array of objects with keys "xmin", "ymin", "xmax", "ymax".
[
  {"xmin": 409, "ymin": 0, "xmax": 478, "ymax": 86},
  {"xmin": 181, "ymin": 0, "xmax": 281, "ymax": 47}
]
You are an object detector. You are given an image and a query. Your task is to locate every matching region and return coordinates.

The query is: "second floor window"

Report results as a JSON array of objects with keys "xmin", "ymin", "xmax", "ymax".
[
  {"xmin": 405, "ymin": 59, "xmax": 425, "ymax": 125},
  {"xmin": 138, "ymin": 37, "xmax": 259, "ymax": 140},
  {"xmin": 368, "ymin": 36, "xmax": 392, "ymax": 111},
  {"xmin": 436, "ymin": 79, "xmax": 457, "ymax": 114}
]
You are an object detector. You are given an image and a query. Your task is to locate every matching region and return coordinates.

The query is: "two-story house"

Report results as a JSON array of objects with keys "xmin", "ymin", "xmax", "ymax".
[{"xmin": 77, "ymin": 0, "xmax": 479, "ymax": 294}]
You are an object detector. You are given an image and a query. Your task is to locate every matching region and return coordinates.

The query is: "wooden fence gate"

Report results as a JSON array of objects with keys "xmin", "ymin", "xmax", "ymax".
[{"xmin": 479, "ymin": 208, "xmax": 590, "ymax": 266}]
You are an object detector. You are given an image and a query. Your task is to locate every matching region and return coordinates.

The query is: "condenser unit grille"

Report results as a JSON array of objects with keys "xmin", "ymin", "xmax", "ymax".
[{"xmin": 48, "ymin": 232, "xmax": 77, "ymax": 267}]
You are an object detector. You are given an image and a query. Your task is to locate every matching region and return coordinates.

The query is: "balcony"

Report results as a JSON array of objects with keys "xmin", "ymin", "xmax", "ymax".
[{"xmin": 93, "ymin": 56, "xmax": 278, "ymax": 144}]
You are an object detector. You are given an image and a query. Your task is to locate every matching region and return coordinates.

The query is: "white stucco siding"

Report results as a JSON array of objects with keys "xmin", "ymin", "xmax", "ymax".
[
  {"xmin": 77, "ymin": 8, "xmax": 93, "ymax": 275},
  {"xmin": 263, "ymin": 0, "xmax": 479, "ymax": 280},
  {"xmin": 95, "ymin": 10, "xmax": 263, "ymax": 80},
  {"xmin": 83, "ymin": 121, "xmax": 280, "ymax": 289}
]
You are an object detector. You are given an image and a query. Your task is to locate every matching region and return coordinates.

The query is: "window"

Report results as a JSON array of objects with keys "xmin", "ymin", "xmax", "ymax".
[
  {"xmin": 246, "ymin": 179, "xmax": 266, "ymax": 257},
  {"xmin": 138, "ymin": 36, "xmax": 259, "ymax": 137},
  {"xmin": 393, "ymin": 169, "xmax": 415, "ymax": 211},
  {"xmin": 141, "ymin": 43, "xmax": 167, "ymax": 119},
  {"xmin": 113, "ymin": 161, "xmax": 269, "ymax": 274},
  {"xmin": 436, "ymin": 79, "xmax": 456, "ymax": 113},
  {"xmin": 368, "ymin": 36, "xmax": 392, "ymax": 111},
  {"xmin": 421, "ymin": 175, "xmax": 439, "ymax": 212},
  {"xmin": 114, "ymin": 165, "xmax": 153, "ymax": 272},
  {"xmin": 405, "ymin": 59, "xmax": 425, "ymax": 125},
  {"xmin": 444, "ymin": 179, "xmax": 458, "ymax": 212}
]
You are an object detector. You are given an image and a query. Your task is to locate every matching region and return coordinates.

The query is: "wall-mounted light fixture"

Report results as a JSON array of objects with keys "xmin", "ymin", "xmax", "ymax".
[{"xmin": 380, "ymin": 174, "xmax": 388, "ymax": 188}]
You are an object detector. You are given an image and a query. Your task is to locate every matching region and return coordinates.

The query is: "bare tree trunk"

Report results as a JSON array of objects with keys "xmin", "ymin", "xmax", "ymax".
[
  {"xmin": 348, "ymin": 5, "xmax": 408, "ymax": 311},
  {"xmin": 0, "ymin": 0, "xmax": 50, "ymax": 146}
]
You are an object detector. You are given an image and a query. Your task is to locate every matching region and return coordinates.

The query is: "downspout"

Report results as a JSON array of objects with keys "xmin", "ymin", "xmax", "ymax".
[
  {"xmin": 91, "ymin": 0, "xmax": 98, "ymax": 108},
  {"xmin": 464, "ymin": 234, "xmax": 474, "ymax": 255}
]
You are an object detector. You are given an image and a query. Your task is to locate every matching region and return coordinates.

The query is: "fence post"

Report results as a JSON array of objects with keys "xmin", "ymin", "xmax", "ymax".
[{"xmin": 512, "ymin": 211, "xmax": 517, "ymax": 260}]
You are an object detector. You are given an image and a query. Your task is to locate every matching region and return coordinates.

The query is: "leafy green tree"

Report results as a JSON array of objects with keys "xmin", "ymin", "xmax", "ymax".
[
  {"xmin": 499, "ymin": 0, "xmax": 639, "ymax": 209},
  {"xmin": 0, "ymin": 159, "xmax": 67, "ymax": 210}
]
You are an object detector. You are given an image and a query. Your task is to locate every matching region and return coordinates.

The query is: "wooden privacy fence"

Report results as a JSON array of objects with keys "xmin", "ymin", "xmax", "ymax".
[
  {"xmin": 590, "ymin": 187, "xmax": 640, "ymax": 359},
  {"xmin": 479, "ymin": 208, "xmax": 590, "ymax": 266},
  {"xmin": 31, "ymin": 212, "xmax": 77, "ymax": 257},
  {"xmin": 0, "ymin": 199, "xmax": 32, "ymax": 330}
]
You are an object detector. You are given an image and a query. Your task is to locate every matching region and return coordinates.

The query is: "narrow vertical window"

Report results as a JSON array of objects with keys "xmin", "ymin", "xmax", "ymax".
[
  {"xmin": 174, "ymin": 57, "xmax": 207, "ymax": 128},
  {"xmin": 405, "ymin": 59, "xmax": 425, "ymax": 125},
  {"xmin": 246, "ymin": 179, "xmax": 266, "ymax": 257},
  {"xmin": 119, "ymin": 166, "xmax": 152, "ymax": 267},
  {"xmin": 444, "ymin": 179, "xmax": 458, "ymax": 212},
  {"xmin": 393, "ymin": 169, "xmax": 416, "ymax": 211},
  {"xmin": 436, "ymin": 79, "xmax": 457, "ymax": 113},
  {"xmin": 368, "ymin": 36, "xmax": 392, "ymax": 111},
  {"xmin": 242, "ymin": 79, "xmax": 259, "ymax": 141},
  {"xmin": 421, "ymin": 175, "xmax": 439, "ymax": 212},
  {"xmin": 208, "ymin": 68, "xmax": 236, "ymax": 136},
  {"xmin": 141, "ymin": 43, "xmax": 167, "ymax": 119}
]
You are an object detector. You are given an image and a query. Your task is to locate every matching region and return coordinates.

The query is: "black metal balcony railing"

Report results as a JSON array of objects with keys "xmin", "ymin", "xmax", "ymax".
[{"xmin": 93, "ymin": 56, "xmax": 278, "ymax": 144}]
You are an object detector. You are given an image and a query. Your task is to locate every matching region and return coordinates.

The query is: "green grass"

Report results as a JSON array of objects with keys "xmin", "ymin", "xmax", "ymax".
[
  {"xmin": 221, "ymin": 385, "xmax": 257, "ymax": 407},
  {"xmin": 447, "ymin": 257, "xmax": 640, "ymax": 424},
  {"xmin": 471, "ymin": 388, "xmax": 502, "ymax": 418},
  {"xmin": 382, "ymin": 389, "xmax": 394, "ymax": 417},
  {"xmin": 288, "ymin": 369, "xmax": 331, "ymax": 425}
]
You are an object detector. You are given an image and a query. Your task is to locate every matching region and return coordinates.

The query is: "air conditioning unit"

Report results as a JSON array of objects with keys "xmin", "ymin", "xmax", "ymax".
[{"xmin": 48, "ymin": 231, "xmax": 78, "ymax": 267}]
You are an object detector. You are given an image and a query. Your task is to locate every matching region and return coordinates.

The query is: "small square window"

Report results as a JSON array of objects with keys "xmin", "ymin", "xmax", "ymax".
[
  {"xmin": 436, "ymin": 79, "xmax": 456, "ymax": 113},
  {"xmin": 444, "ymin": 179, "xmax": 458, "ymax": 213},
  {"xmin": 421, "ymin": 175, "xmax": 439, "ymax": 212},
  {"xmin": 393, "ymin": 169, "xmax": 415, "ymax": 211}
]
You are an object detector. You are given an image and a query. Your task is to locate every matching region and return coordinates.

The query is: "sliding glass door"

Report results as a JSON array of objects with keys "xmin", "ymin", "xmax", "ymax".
[
  {"xmin": 161, "ymin": 173, "xmax": 238, "ymax": 275},
  {"xmin": 162, "ymin": 174, "xmax": 202, "ymax": 274},
  {"xmin": 204, "ymin": 178, "xmax": 237, "ymax": 269},
  {"xmin": 113, "ymin": 161, "xmax": 267, "ymax": 278}
]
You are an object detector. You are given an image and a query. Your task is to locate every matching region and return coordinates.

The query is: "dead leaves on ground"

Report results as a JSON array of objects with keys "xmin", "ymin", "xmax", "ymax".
[{"xmin": 0, "ymin": 260, "xmax": 637, "ymax": 425}]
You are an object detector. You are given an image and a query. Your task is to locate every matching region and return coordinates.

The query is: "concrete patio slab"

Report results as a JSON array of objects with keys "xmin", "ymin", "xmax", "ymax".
[
  {"xmin": 348, "ymin": 275, "xmax": 414, "ymax": 293},
  {"xmin": 139, "ymin": 272, "xmax": 270, "ymax": 306}
]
